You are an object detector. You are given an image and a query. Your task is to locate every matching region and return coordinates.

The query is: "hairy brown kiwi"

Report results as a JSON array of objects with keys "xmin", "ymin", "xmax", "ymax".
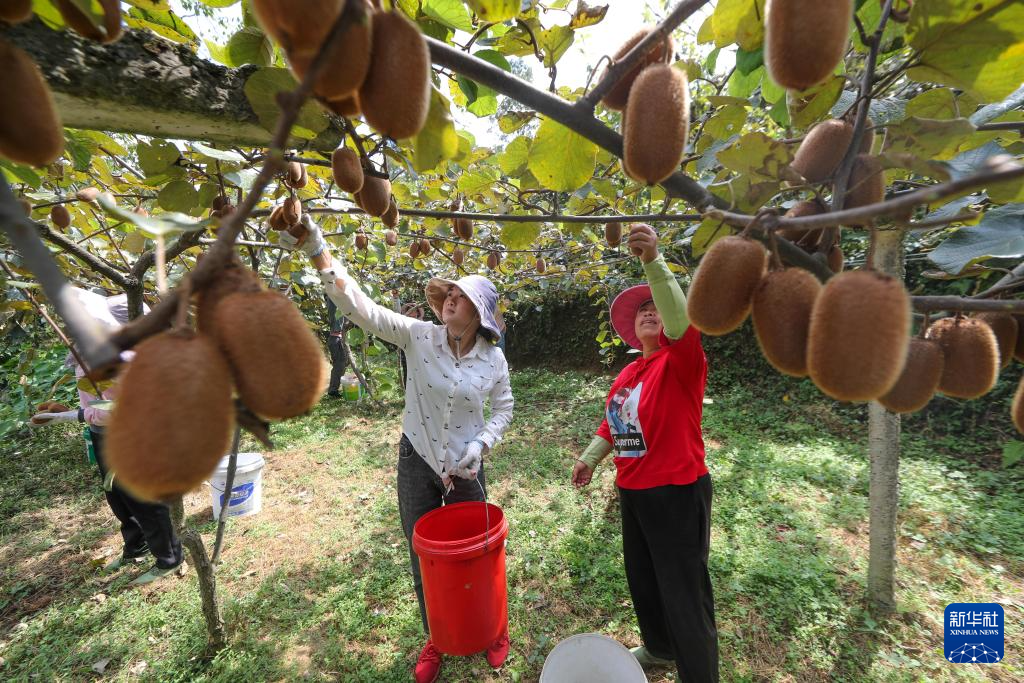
[
  {"xmin": 384, "ymin": 229, "xmax": 398, "ymax": 246},
  {"xmin": 0, "ymin": 40, "xmax": 64, "ymax": 167},
  {"xmin": 284, "ymin": 161, "xmax": 307, "ymax": 189},
  {"xmin": 452, "ymin": 247, "xmax": 464, "ymax": 265},
  {"xmin": 17, "ymin": 197, "xmax": 31, "ymax": 216},
  {"xmin": 790, "ymin": 119, "xmax": 854, "ymax": 184},
  {"xmin": 878, "ymin": 338, "xmax": 944, "ymax": 413},
  {"xmin": 1013, "ymin": 315, "xmax": 1024, "ymax": 363},
  {"xmin": 355, "ymin": 232, "xmax": 368, "ymax": 250},
  {"xmin": 419, "ymin": 238, "xmax": 432, "ymax": 256},
  {"xmin": 76, "ymin": 187, "xmax": 100, "ymax": 202},
  {"xmin": 331, "ymin": 147, "xmax": 364, "ymax": 194},
  {"xmin": 211, "ymin": 195, "xmax": 228, "ymax": 212},
  {"xmin": 453, "ymin": 218, "xmax": 473, "ymax": 240},
  {"xmin": 687, "ymin": 236, "xmax": 768, "ymax": 336},
  {"xmin": 282, "ymin": 197, "xmax": 302, "ymax": 225},
  {"xmin": 600, "ymin": 27, "xmax": 675, "ymax": 111},
  {"xmin": 322, "ymin": 94, "xmax": 361, "ymax": 117},
  {"xmin": 55, "ymin": 0, "xmax": 121, "ymax": 43},
  {"xmin": 105, "ymin": 330, "xmax": 235, "ymax": 502},
  {"xmin": 409, "ymin": 240, "xmax": 421, "ymax": 259},
  {"xmin": 779, "ymin": 199, "xmax": 825, "ymax": 243},
  {"xmin": 973, "ymin": 312, "xmax": 1017, "ymax": 369},
  {"xmin": 358, "ymin": 10, "xmax": 430, "ymax": 139},
  {"xmin": 268, "ymin": 204, "xmax": 288, "ymax": 231},
  {"xmin": 751, "ymin": 268, "xmax": 821, "ymax": 377},
  {"xmin": 926, "ymin": 317, "xmax": 1000, "ymax": 399},
  {"xmin": 285, "ymin": 0, "xmax": 372, "ymax": 100},
  {"xmin": 536, "ymin": 256, "xmax": 547, "ymax": 274},
  {"xmin": 1013, "ymin": 375, "xmax": 1024, "ymax": 435},
  {"xmin": 355, "ymin": 174, "xmax": 391, "ymax": 217},
  {"xmin": 196, "ymin": 257, "xmax": 262, "ymax": 334},
  {"xmin": 252, "ymin": 0, "xmax": 342, "ymax": 55},
  {"xmin": 765, "ymin": 0, "xmax": 853, "ymax": 90},
  {"xmin": 605, "ymin": 221, "xmax": 623, "ymax": 247},
  {"xmin": 382, "ymin": 197, "xmax": 399, "ymax": 227},
  {"xmin": 487, "ymin": 251, "xmax": 501, "ymax": 270},
  {"xmin": 0, "ymin": 0, "xmax": 33, "ymax": 24},
  {"xmin": 827, "ymin": 245, "xmax": 844, "ymax": 273},
  {"xmin": 212, "ymin": 289, "xmax": 328, "ymax": 420},
  {"xmin": 843, "ymin": 155, "xmax": 885, "ymax": 225},
  {"xmin": 50, "ymin": 204, "xmax": 71, "ymax": 228},
  {"xmin": 807, "ymin": 270, "xmax": 911, "ymax": 401},
  {"xmin": 622, "ymin": 63, "xmax": 689, "ymax": 185}
]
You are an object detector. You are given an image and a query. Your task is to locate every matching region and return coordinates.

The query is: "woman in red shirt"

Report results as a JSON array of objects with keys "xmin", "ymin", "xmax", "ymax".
[{"xmin": 571, "ymin": 224, "xmax": 718, "ymax": 682}]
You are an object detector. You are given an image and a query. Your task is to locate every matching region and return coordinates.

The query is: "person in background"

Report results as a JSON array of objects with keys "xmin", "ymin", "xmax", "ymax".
[
  {"xmin": 325, "ymin": 293, "xmax": 349, "ymax": 398},
  {"xmin": 571, "ymin": 224, "xmax": 718, "ymax": 682},
  {"xmin": 31, "ymin": 289, "xmax": 185, "ymax": 586}
]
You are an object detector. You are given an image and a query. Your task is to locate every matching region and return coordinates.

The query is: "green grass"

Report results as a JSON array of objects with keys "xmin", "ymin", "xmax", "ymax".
[{"xmin": 1, "ymin": 367, "xmax": 1021, "ymax": 682}]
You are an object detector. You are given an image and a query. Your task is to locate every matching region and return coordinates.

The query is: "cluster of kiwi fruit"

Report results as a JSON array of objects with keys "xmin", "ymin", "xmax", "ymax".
[
  {"xmin": 329, "ymin": 144, "xmax": 400, "ymax": 245},
  {"xmin": 1, "ymin": 2, "xmax": 126, "ymax": 168},
  {"xmin": 253, "ymin": 0, "xmax": 431, "ymax": 141},
  {"xmin": 600, "ymin": 28, "xmax": 689, "ymax": 186},
  {"xmin": 105, "ymin": 257, "xmax": 328, "ymax": 503}
]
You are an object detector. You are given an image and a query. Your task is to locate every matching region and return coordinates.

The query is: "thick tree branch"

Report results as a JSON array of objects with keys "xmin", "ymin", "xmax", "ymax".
[
  {"xmin": 37, "ymin": 220, "xmax": 134, "ymax": 287},
  {"xmin": 912, "ymin": 297, "xmax": 1024, "ymax": 314}
]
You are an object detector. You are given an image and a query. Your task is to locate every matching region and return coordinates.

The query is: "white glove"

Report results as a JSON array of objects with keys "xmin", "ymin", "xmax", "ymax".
[
  {"xmin": 30, "ymin": 410, "xmax": 79, "ymax": 427},
  {"xmin": 278, "ymin": 213, "xmax": 327, "ymax": 258},
  {"xmin": 453, "ymin": 440, "xmax": 485, "ymax": 480}
]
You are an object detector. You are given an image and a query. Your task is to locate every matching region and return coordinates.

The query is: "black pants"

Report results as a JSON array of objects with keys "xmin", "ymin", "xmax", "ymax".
[
  {"xmin": 396, "ymin": 434, "xmax": 486, "ymax": 633},
  {"xmin": 619, "ymin": 475, "xmax": 718, "ymax": 682},
  {"xmin": 327, "ymin": 335, "xmax": 349, "ymax": 393},
  {"xmin": 92, "ymin": 429, "xmax": 184, "ymax": 569}
]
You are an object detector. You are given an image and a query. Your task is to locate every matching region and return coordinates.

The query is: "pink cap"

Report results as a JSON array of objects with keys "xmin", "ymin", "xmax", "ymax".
[{"xmin": 610, "ymin": 284, "xmax": 654, "ymax": 350}]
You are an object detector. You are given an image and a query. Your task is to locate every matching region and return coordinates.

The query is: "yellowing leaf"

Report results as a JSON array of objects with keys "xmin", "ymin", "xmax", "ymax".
[
  {"xmin": 413, "ymin": 88, "xmax": 459, "ymax": 173},
  {"xmin": 500, "ymin": 222, "xmax": 542, "ymax": 250},
  {"xmin": 528, "ymin": 117, "xmax": 597, "ymax": 192},
  {"xmin": 712, "ymin": 0, "xmax": 765, "ymax": 51},
  {"xmin": 465, "ymin": 0, "xmax": 519, "ymax": 22}
]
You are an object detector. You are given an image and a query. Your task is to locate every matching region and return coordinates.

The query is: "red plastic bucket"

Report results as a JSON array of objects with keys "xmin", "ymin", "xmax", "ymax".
[{"xmin": 412, "ymin": 501, "xmax": 510, "ymax": 655}]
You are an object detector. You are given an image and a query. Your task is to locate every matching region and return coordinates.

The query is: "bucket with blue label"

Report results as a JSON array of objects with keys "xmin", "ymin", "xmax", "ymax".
[{"xmin": 209, "ymin": 452, "xmax": 265, "ymax": 518}]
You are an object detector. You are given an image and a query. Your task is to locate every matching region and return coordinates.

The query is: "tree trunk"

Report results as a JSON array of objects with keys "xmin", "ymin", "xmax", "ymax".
[
  {"xmin": 180, "ymin": 528, "xmax": 226, "ymax": 654},
  {"xmin": 867, "ymin": 229, "xmax": 904, "ymax": 613}
]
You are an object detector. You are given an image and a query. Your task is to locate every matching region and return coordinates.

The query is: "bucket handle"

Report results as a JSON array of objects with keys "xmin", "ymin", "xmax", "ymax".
[{"xmin": 475, "ymin": 476, "xmax": 490, "ymax": 552}]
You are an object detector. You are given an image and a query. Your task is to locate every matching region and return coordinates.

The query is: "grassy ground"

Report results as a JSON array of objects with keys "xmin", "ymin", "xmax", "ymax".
[{"xmin": 1, "ymin": 366, "xmax": 1021, "ymax": 682}]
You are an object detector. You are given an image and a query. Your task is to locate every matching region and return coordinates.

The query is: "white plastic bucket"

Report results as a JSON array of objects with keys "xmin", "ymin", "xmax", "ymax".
[
  {"xmin": 540, "ymin": 633, "xmax": 647, "ymax": 683},
  {"xmin": 209, "ymin": 452, "xmax": 265, "ymax": 519}
]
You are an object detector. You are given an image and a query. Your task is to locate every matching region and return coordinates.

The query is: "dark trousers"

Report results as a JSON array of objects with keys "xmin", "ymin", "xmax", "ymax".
[
  {"xmin": 327, "ymin": 335, "xmax": 349, "ymax": 393},
  {"xmin": 92, "ymin": 429, "xmax": 184, "ymax": 569},
  {"xmin": 619, "ymin": 475, "xmax": 719, "ymax": 683},
  {"xmin": 397, "ymin": 434, "xmax": 486, "ymax": 633}
]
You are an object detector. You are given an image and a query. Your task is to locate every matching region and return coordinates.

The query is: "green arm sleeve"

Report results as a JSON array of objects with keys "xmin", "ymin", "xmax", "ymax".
[
  {"xmin": 579, "ymin": 435, "xmax": 613, "ymax": 470},
  {"xmin": 643, "ymin": 254, "xmax": 689, "ymax": 340}
]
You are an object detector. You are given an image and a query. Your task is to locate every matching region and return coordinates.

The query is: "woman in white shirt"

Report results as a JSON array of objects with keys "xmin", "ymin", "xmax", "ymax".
[{"xmin": 280, "ymin": 215, "xmax": 514, "ymax": 682}]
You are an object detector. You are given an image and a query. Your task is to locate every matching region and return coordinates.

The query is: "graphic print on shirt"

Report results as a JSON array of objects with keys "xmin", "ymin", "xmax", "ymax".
[{"xmin": 607, "ymin": 382, "xmax": 646, "ymax": 457}]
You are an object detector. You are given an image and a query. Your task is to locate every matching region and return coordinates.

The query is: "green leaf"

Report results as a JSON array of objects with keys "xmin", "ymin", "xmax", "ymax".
[
  {"xmin": 712, "ymin": 0, "xmax": 765, "ymax": 51},
  {"xmin": 227, "ymin": 27, "xmax": 273, "ymax": 67},
  {"xmin": 881, "ymin": 117, "xmax": 977, "ymax": 161},
  {"xmin": 64, "ymin": 132, "xmax": 93, "ymax": 172},
  {"xmin": 735, "ymin": 46, "xmax": 763, "ymax": 76},
  {"xmin": 465, "ymin": 0, "xmax": 519, "ymax": 22},
  {"xmin": 423, "ymin": 0, "xmax": 474, "ymax": 32},
  {"xmin": 125, "ymin": 7, "xmax": 198, "ymax": 44},
  {"xmin": 528, "ymin": 117, "xmax": 597, "ymax": 192},
  {"xmin": 413, "ymin": 88, "xmax": 459, "ymax": 173},
  {"xmin": 197, "ymin": 0, "xmax": 240, "ymax": 7},
  {"xmin": 569, "ymin": 1, "xmax": 608, "ymax": 29},
  {"xmin": 0, "ymin": 160, "xmax": 42, "ymax": 188},
  {"xmin": 205, "ymin": 39, "xmax": 233, "ymax": 67},
  {"xmin": 498, "ymin": 136, "xmax": 530, "ymax": 175},
  {"xmin": 929, "ymin": 204, "xmax": 1024, "ymax": 273},
  {"xmin": 717, "ymin": 132, "xmax": 794, "ymax": 181},
  {"xmin": 244, "ymin": 68, "xmax": 329, "ymax": 139},
  {"xmin": 907, "ymin": 0, "xmax": 1024, "ymax": 101},
  {"xmin": 905, "ymin": 88, "xmax": 959, "ymax": 119},
  {"xmin": 498, "ymin": 111, "xmax": 535, "ymax": 134},
  {"xmin": 727, "ymin": 65, "xmax": 763, "ymax": 99},
  {"xmin": 457, "ymin": 167, "xmax": 500, "ymax": 198},
  {"xmin": 786, "ymin": 76, "xmax": 844, "ymax": 129},
  {"xmin": 702, "ymin": 105, "xmax": 747, "ymax": 141},
  {"xmin": 189, "ymin": 142, "xmax": 246, "ymax": 164},
  {"xmin": 157, "ymin": 180, "xmax": 199, "ymax": 213},
  {"xmin": 500, "ymin": 222, "xmax": 542, "ymax": 250},
  {"xmin": 462, "ymin": 50, "xmax": 510, "ymax": 117},
  {"xmin": 538, "ymin": 24, "xmax": 574, "ymax": 67},
  {"xmin": 690, "ymin": 218, "xmax": 731, "ymax": 257},
  {"xmin": 137, "ymin": 140, "xmax": 181, "ymax": 177},
  {"xmin": 97, "ymin": 194, "xmax": 209, "ymax": 237},
  {"xmin": 1003, "ymin": 440, "xmax": 1024, "ymax": 468}
]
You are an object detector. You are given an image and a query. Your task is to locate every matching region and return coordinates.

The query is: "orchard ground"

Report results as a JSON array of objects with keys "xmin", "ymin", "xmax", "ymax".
[{"xmin": 1, "ymin": 365, "xmax": 1022, "ymax": 682}]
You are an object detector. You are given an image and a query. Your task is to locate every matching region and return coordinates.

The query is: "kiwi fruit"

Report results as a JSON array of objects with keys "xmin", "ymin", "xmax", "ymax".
[
  {"xmin": 600, "ymin": 28, "xmax": 675, "ymax": 111},
  {"xmin": 419, "ymin": 238, "xmax": 432, "ymax": 256},
  {"xmin": 973, "ymin": 312, "xmax": 1017, "ymax": 369},
  {"xmin": 453, "ymin": 218, "xmax": 473, "ymax": 240},
  {"xmin": 285, "ymin": 0, "xmax": 372, "ymax": 100},
  {"xmin": 622, "ymin": 63, "xmax": 689, "ymax": 185},
  {"xmin": 268, "ymin": 204, "xmax": 288, "ymax": 231},
  {"xmin": 36, "ymin": 401, "xmax": 70, "ymax": 413},
  {"xmin": 252, "ymin": 0, "xmax": 342, "ymax": 55},
  {"xmin": 284, "ymin": 161, "xmax": 307, "ymax": 189},
  {"xmin": 382, "ymin": 197, "xmax": 399, "ymax": 227},
  {"xmin": 605, "ymin": 221, "xmax": 623, "ymax": 247},
  {"xmin": 355, "ymin": 232, "xmax": 368, "ymax": 250},
  {"xmin": 355, "ymin": 174, "xmax": 391, "ymax": 217},
  {"xmin": 807, "ymin": 270, "xmax": 911, "ymax": 401},
  {"xmin": 331, "ymin": 147, "xmax": 364, "ymax": 194},
  {"xmin": 0, "ymin": 40, "xmax": 64, "ymax": 167},
  {"xmin": 409, "ymin": 240, "xmax": 421, "ymax": 259},
  {"xmin": 384, "ymin": 229, "xmax": 398, "ymax": 246},
  {"xmin": 211, "ymin": 288, "xmax": 328, "ymax": 420},
  {"xmin": 282, "ymin": 197, "xmax": 302, "ymax": 225},
  {"xmin": 18, "ymin": 198, "xmax": 32, "ymax": 216},
  {"xmin": 827, "ymin": 245, "xmax": 845, "ymax": 273},
  {"xmin": 536, "ymin": 257, "xmax": 547, "ymax": 274},
  {"xmin": 1013, "ymin": 375, "xmax": 1024, "ymax": 435},
  {"xmin": 211, "ymin": 195, "xmax": 229, "ymax": 212},
  {"xmin": 926, "ymin": 316, "xmax": 1000, "ymax": 399},
  {"xmin": 487, "ymin": 251, "xmax": 501, "ymax": 270},
  {"xmin": 751, "ymin": 268, "xmax": 822, "ymax": 377},
  {"xmin": 765, "ymin": 0, "xmax": 853, "ymax": 91},
  {"xmin": 843, "ymin": 155, "xmax": 885, "ymax": 222},
  {"xmin": 687, "ymin": 236, "xmax": 768, "ymax": 336},
  {"xmin": 0, "ymin": 0, "xmax": 32, "ymax": 24},
  {"xmin": 105, "ymin": 330, "xmax": 235, "ymax": 502},
  {"xmin": 76, "ymin": 187, "xmax": 101, "ymax": 202},
  {"xmin": 323, "ymin": 94, "xmax": 361, "ymax": 117},
  {"xmin": 49, "ymin": 204, "xmax": 71, "ymax": 228},
  {"xmin": 133, "ymin": 205, "xmax": 149, "ymax": 218},
  {"xmin": 55, "ymin": 0, "xmax": 121, "ymax": 43},
  {"xmin": 358, "ymin": 10, "xmax": 430, "ymax": 139},
  {"xmin": 878, "ymin": 338, "xmax": 944, "ymax": 413},
  {"xmin": 790, "ymin": 119, "xmax": 854, "ymax": 184},
  {"xmin": 452, "ymin": 247, "xmax": 465, "ymax": 265},
  {"xmin": 1013, "ymin": 315, "xmax": 1024, "ymax": 363},
  {"xmin": 196, "ymin": 257, "xmax": 262, "ymax": 334},
  {"xmin": 779, "ymin": 199, "xmax": 825, "ymax": 242}
]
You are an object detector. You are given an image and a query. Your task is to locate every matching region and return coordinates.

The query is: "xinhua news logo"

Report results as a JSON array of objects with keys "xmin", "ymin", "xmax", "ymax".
[{"xmin": 944, "ymin": 603, "xmax": 1004, "ymax": 664}]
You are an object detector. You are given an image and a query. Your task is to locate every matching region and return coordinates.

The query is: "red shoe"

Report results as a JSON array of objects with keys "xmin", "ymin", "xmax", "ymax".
[
  {"xmin": 486, "ymin": 627, "xmax": 510, "ymax": 669},
  {"xmin": 414, "ymin": 640, "xmax": 443, "ymax": 683}
]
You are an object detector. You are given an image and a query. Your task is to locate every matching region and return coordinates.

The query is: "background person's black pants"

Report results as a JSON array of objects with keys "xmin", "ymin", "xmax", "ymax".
[
  {"xmin": 396, "ymin": 434, "xmax": 486, "ymax": 633},
  {"xmin": 92, "ymin": 429, "xmax": 184, "ymax": 570},
  {"xmin": 619, "ymin": 474, "xmax": 718, "ymax": 682},
  {"xmin": 327, "ymin": 334, "xmax": 349, "ymax": 394}
]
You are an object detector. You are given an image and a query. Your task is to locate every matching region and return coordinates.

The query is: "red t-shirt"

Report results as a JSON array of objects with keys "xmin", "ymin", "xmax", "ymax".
[{"xmin": 596, "ymin": 325, "xmax": 708, "ymax": 489}]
